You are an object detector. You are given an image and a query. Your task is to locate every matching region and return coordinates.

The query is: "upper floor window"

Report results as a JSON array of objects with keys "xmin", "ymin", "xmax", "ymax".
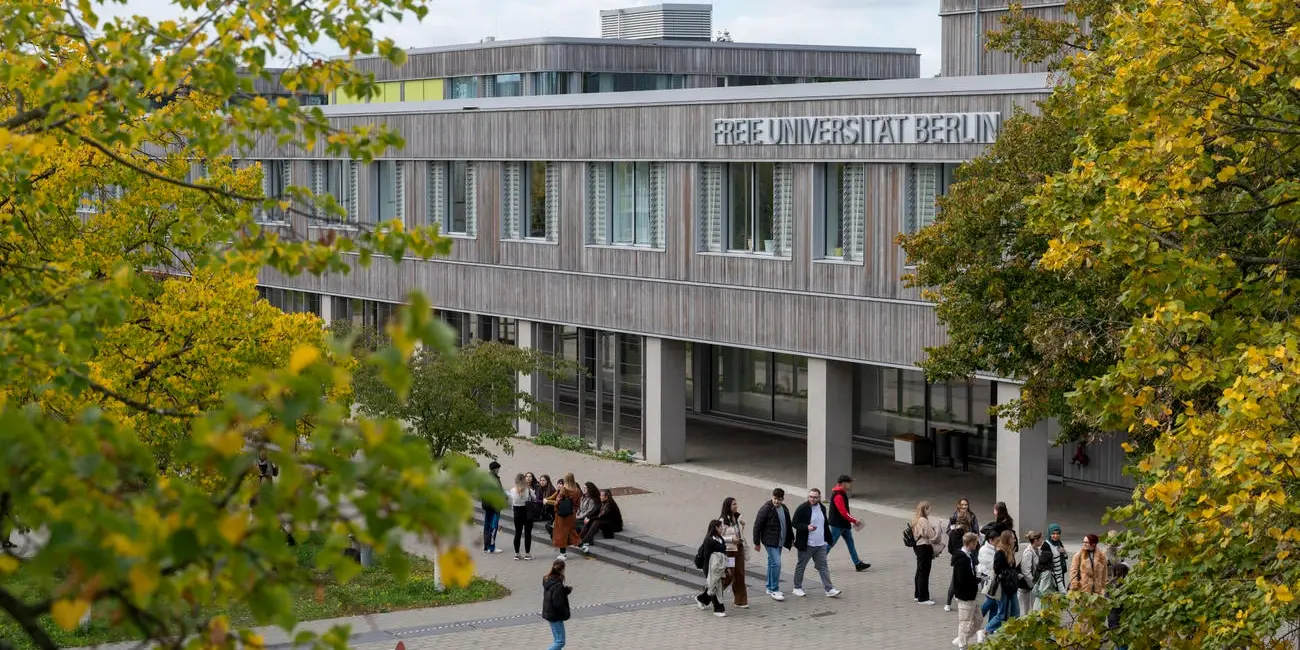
[
  {"xmin": 818, "ymin": 163, "xmax": 866, "ymax": 261},
  {"xmin": 370, "ymin": 161, "xmax": 405, "ymax": 223},
  {"xmin": 585, "ymin": 162, "xmax": 666, "ymax": 248},
  {"xmin": 502, "ymin": 161, "xmax": 557, "ymax": 241},
  {"xmin": 449, "ymin": 77, "xmax": 476, "ymax": 99},
  {"xmin": 697, "ymin": 162, "xmax": 793, "ymax": 256},
  {"xmin": 258, "ymin": 160, "xmax": 292, "ymax": 223},
  {"xmin": 582, "ymin": 73, "xmax": 684, "ymax": 93},
  {"xmin": 534, "ymin": 72, "xmax": 572, "ymax": 95},
  {"xmin": 429, "ymin": 161, "xmax": 476, "ymax": 236},
  {"xmin": 489, "ymin": 74, "xmax": 523, "ymax": 98},
  {"xmin": 904, "ymin": 163, "xmax": 958, "ymax": 235},
  {"xmin": 311, "ymin": 160, "xmax": 358, "ymax": 223}
]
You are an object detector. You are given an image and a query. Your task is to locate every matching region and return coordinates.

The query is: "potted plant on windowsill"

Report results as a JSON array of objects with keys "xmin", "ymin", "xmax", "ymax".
[
  {"xmin": 892, "ymin": 433, "xmax": 930, "ymax": 465},
  {"xmin": 763, "ymin": 239, "xmax": 775, "ymax": 253}
]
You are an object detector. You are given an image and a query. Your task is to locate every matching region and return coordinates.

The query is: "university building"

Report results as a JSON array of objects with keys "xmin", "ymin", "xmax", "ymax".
[{"xmin": 249, "ymin": 0, "xmax": 1122, "ymax": 534}]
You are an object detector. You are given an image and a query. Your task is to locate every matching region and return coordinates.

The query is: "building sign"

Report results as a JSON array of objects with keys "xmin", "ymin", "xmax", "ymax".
[{"xmin": 712, "ymin": 112, "xmax": 1001, "ymax": 146}]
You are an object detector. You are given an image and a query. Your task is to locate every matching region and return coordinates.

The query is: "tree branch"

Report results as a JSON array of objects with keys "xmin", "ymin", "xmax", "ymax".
[
  {"xmin": 0, "ymin": 586, "xmax": 56, "ymax": 650},
  {"xmin": 74, "ymin": 371, "xmax": 195, "ymax": 418}
]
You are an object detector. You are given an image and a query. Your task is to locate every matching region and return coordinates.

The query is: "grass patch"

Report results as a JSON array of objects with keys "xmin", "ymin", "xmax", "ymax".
[{"xmin": 1, "ymin": 535, "xmax": 508, "ymax": 650}]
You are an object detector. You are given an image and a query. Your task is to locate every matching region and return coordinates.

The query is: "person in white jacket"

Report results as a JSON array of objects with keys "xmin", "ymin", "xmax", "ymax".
[
  {"xmin": 976, "ymin": 533, "xmax": 999, "ymax": 634},
  {"xmin": 1018, "ymin": 531, "xmax": 1044, "ymax": 614}
]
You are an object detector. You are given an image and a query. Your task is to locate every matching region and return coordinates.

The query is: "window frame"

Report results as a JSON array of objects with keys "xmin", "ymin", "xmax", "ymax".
[
  {"xmin": 607, "ymin": 161, "xmax": 654, "ymax": 247},
  {"xmin": 723, "ymin": 162, "xmax": 777, "ymax": 255},
  {"xmin": 524, "ymin": 161, "xmax": 549, "ymax": 240}
]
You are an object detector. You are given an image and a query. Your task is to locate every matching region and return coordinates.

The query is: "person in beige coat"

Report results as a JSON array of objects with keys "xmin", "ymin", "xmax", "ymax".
[
  {"xmin": 1069, "ymin": 533, "xmax": 1109, "ymax": 594},
  {"xmin": 911, "ymin": 501, "xmax": 947, "ymax": 605}
]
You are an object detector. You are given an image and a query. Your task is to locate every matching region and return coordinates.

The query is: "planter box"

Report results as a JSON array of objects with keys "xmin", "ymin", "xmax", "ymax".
[{"xmin": 893, "ymin": 434, "xmax": 930, "ymax": 465}]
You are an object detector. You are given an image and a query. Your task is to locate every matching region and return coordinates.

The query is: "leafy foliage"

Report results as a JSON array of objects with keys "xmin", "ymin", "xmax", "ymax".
[
  {"xmin": 959, "ymin": 0, "xmax": 1300, "ymax": 648},
  {"xmin": 0, "ymin": 0, "xmax": 496, "ymax": 649},
  {"xmin": 345, "ymin": 324, "xmax": 570, "ymax": 460}
]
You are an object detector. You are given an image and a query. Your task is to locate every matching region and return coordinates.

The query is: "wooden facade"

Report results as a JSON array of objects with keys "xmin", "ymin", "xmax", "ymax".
[
  {"xmin": 939, "ymin": 0, "xmax": 1072, "ymax": 77},
  {"xmin": 254, "ymin": 75, "xmax": 1052, "ymax": 369},
  {"xmin": 349, "ymin": 37, "xmax": 920, "ymax": 82}
]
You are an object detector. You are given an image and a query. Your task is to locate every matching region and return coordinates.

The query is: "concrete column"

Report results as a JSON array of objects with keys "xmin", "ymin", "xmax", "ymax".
[
  {"xmin": 807, "ymin": 358, "xmax": 854, "ymax": 495},
  {"xmin": 995, "ymin": 382, "xmax": 1050, "ymax": 534},
  {"xmin": 644, "ymin": 336, "xmax": 687, "ymax": 465},
  {"xmin": 515, "ymin": 320, "xmax": 537, "ymax": 438},
  {"xmin": 318, "ymin": 293, "xmax": 332, "ymax": 326}
]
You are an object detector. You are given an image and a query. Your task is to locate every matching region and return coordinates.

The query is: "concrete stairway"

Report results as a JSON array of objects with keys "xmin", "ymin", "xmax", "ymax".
[{"xmin": 472, "ymin": 508, "xmax": 766, "ymax": 590}]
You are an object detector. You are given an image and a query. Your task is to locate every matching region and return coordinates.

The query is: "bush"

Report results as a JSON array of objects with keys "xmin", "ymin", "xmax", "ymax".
[{"xmin": 534, "ymin": 430, "xmax": 591, "ymax": 452}]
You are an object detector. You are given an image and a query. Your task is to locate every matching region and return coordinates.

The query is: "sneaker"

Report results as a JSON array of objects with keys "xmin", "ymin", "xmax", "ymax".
[
  {"xmin": 944, "ymin": 604, "xmax": 952, "ymax": 612},
  {"xmin": 826, "ymin": 588, "xmax": 841, "ymax": 598},
  {"xmin": 581, "ymin": 544, "xmax": 590, "ymax": 553},
  {"xmin": 513, "ymin": 554, "xmax": 522, "ymax": 561},
  {"xmin": 523, "ymin": 554, "xmax": 534, "ymax": 561},
  {"xmin": 556, "ymin": 553, "xmax": 567, "ymax": 561},
  {"xmin": 855, "ymin": 562, "xmax": 871, "ymax": 572},
  {"xmin": 952, "ymin": 637, "xmax": 960, "ymax": 646},
  {"xmin": 736, "ymin": 604, "xmax": 749, "ymax": 609},
  {"xmin": 714, "ymin": 611, "xmax": 727, "ymax": 618},
  {"xmin": 769, "ymin": 591, "xmax": 785, "ymax": 601},
  {"xmin": 920, "ymin": 600, "xmax": 936, "ymax": 606},
  {"xmin": 488, "ymin": 549, "xmax": 503, "ymax": 554},
  {"xmin": 697, "ymin": 600, "xmax": 708, "ymax": 610},
  {"xmin": 976, "ymin": 630, "xmax": 987, "ymax": 644},
  {"xmin": 792, "ymin": 588, "xmax": 806, "ymax": 597}
]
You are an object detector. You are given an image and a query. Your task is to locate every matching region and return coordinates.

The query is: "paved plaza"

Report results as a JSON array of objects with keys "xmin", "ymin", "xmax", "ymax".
[{"xmin": 191, "ymin": 435, "xmax": 1127, "ymax": 650}]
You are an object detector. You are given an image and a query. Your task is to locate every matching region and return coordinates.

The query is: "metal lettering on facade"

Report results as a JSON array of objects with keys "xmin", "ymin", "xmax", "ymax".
[{"xmin": 712, "ymin": 112, "xmax": 1002, "ymax": 146}]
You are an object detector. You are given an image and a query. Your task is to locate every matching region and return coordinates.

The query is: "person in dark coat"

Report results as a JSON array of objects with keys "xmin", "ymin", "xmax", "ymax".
[
  {"xmin": 752, "ymin": 487, "xmax": 795, "ymax": 601},
  {"xmin": 580, "ymin": 489, "xmax": 624, "ymax": 546},
  {"xmin": 541, "ymin": 560, "xmax": 572, "ymax": 650},
  {"xmin": 951, "ymin": 532, "xmax": 982, "ymax": 648}
]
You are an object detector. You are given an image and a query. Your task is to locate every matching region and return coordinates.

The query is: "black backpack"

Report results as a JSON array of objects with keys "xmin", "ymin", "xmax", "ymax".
[
  {"xmin": 556, "ymin": 495, "xmax": 574, "ymax": 518},
  {"xmin": 903, "ymin": 522, "xmax": 917, "ymax": 548},
  {"xmin": 694, "ymin": 540, "xmax": 710, "ymax": 570}
]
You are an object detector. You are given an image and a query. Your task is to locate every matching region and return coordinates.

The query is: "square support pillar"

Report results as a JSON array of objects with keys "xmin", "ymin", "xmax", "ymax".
[
  {"xmin": 807, "ymin": 358, "xmax": 854, "ymax": 495},
  {"xmin": 318, "ymin": 293, "xmax": 332, "ymax": 326},
  {"xmin": 515, "ymin": 320, "xmax": 537, "ymax": 438},
  {"xmin": 644, "ymin": 337, "xmax": 687, "ymax": 465},
  {"xmin": 995, "ymin": 382, "xmax": 1050, "ymax": 534}
]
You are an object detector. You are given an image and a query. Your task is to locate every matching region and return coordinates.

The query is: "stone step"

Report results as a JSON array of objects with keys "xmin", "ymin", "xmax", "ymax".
[{"xmin": 473, "ymin": 507, "xmax": 767, "ymax": 584}]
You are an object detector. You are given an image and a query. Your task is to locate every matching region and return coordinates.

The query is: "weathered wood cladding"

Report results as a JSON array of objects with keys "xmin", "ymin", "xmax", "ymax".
[
  {"xmin": 940, "ymin": 2, "xmax": 1072, "ymax": 77},
  {"xmin": 349, "ymin": 41, "xmax": 920, "ymax": 82},
  {"xmin": 245, "ymin": 91, "xmax": 1046, "ymax": 161},
  {"xmin": 257, "ymin": 258, "xmax": 944, "ymax": 367}
]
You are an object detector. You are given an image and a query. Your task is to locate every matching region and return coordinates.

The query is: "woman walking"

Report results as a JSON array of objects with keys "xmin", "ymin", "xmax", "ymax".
[
  {"xmin": 541, "ymin": 560, "xmax": 572, "ymax": 650},
  {"xmin": 694, "ymin": 519, "xmax": 728, "ymax": 617},
  {"xmin": 549, "ymin": 473, "xmax": 583, "ymax": 560},
  {"xmin": 719, "ymin": 497, "xmax": 749, "ymax": 609},
  {"xmin": 911, "ymin": 501, "xmax": 946, "ymax": 605},
  {"xmin": 507, "ymin": 473, "xmax": 534, "ymax": 560}
]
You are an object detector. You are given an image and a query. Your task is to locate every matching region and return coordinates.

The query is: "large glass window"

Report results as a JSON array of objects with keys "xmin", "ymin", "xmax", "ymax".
[
  {"xmin": 710, "ymin": 346, "xmax": 807, "ymax": 423},
  {"xmin": 315, "ymin": 160, "xmax": 355, "ymax": 223},
  {"xmin": 534, "ymin": 72, "xmax": 571, "ymax": 95},
  {"xmin": 491, "ymin": 73, "xmax": 522, "ymax": 97},
  {"xmin": 527, "ymin": 161, "xmax": 548, "ymax": 239},
  {"xmin": 448, "ymin": 76, "xmax": 476, "ymax": 99},
  {"xmin": 373, "ymin": 160, "xmax": 400, "ymax": 222},
  {"xmin": 611, "ymin": 162, "xmax": 652, "ymax": 245},
  {"xmin": 581, "ymin": 73, "xmax": 684, "ymax": 93},
  {"xmin": 726, "ymin": 162, "xmax": 776, "ymax": 253},
  {"xmin": 259, "ymin": 160, "xmax": 290, "ymax": 223},
  {"xmin": 446, "ymin": 161, "xmax": 468, "ymax": 233},
  {"xmin": 905, "ymin": 162, "xmax": 958, "ymax": 234},
  {"xmin": 822, "ymin": 163, "xmax": 845, "ymax": 257}
]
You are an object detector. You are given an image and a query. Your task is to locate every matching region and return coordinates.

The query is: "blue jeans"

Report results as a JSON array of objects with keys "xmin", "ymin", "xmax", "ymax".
[
  {"xmin": 985, "ymin": 592, "xmax": 1020, "ymax": 634},
  {"xmin": 482, "ymin": 510, "xmax": 499, "ymax": 551},
  {"xmin": 547, "ymin": 620, "xmax": 566, "ymax": 649},
  {"xmin": 764, "ymin": 545, "xmax": 783, "ymax": 593},
  {"xmin": 828, "ymin": 526, "xmax": 862, "ymax": 565}
]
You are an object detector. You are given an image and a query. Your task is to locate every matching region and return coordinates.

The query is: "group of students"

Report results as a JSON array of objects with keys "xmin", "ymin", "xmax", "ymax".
[
  {"xmin": 480, "ymin": 461, "xmax": 625, "ymax": 562},
  {"xmin": 910, "ymin": 497, "xmax": 1128, "ymax": 648}
]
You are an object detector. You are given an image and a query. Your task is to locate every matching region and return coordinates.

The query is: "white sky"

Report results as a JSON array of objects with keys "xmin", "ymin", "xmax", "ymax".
[{"xmin": 116, "ymin": 0, "xmax": 944, "ymax": 76}]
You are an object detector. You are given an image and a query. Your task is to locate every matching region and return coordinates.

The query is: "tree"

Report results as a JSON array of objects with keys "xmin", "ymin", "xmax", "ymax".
[
  {"xmin": 714, "ymin": 29, "xmax": 734, "ymax": 42},
  {"xmin": 974, "ymin": 1, "xmax": 1300, "ymax": 648},
  {"xmin": 0, "ymin": 1, "xmax": 495, "ymax": 649},
  {"xmin": 345, "ymin": 325, "xmax": 568, "ymax": 460}
]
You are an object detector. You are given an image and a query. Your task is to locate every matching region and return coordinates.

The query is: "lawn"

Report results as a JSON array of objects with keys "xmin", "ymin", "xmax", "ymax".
[{"xmin": 1, "ymin": 536, "xmax": 508, "ymax": 649}]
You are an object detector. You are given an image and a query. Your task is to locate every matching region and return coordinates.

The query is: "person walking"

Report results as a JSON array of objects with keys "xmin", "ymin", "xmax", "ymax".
[
  {"xmin": 580, "ymin": 489, "xmax": 623, "ymax": 546},
  {"xmin": 826, "ymin": 475, "xmax": 870, "ymax": 572},
  {"xmin": 549, "ymin": 473, "xmax": 583, "ymax": 560},
  {"xmin": 790, "ymin": 488, "xmax": 842, "ymax": 598},
  {"xmin": 752, "ymin": 488, "xmax": 795, "ymax": 601},
  {"xmin": 481, "ymin": 461, "xmax": 504, "ymax": 554},
  {"xmin": 1018, "ymin": 530, "xmax": 1044, "ymax": 614},
  {"xmin": 951, "ymin": 532, "xmax": 982, "ymax": 648},
  {"xmin": 1069, "ymin": 533, "xmax": 1109, "ymax": 594},
  {"xmin": 541, "ymin": 560, "xmax": 572, "ymax": 650},
  {"xmin": 945, "ymin": 512, "xmax": 974, "ymax": 611},
  {"xmin": 719, "ymin": 497, "xmax": 749, "ymax": 609},
  {"xmin": 694, "ymin": 519, "xmax": 728, "ymax": 617},
  {"xmin": 911, "ymin": 500, "xmax": 945, "ymax": 605},
  {"xmin": 507, "ymin": 473, "xmax": 534, "ymax": 560}
]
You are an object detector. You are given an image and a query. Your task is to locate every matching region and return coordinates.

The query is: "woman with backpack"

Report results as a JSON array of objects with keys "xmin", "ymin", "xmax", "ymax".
[
  {"xmin": 982, "ymin": 530, "xmax": 1022, "ymax": 639},
  {"xmin": 541, "ymin": 560, "xmax": 572, "ymax": 650},
  {"xmin": 910, "ymin": 501, "xmax": 946, "ymax": 605},
  {"xmin": 549, "ymin": 473, "xmax": 583, "ymax": 561},
  {"xmin": 694, "ymin": 519, "xmax": 728, "ymax": 617}
]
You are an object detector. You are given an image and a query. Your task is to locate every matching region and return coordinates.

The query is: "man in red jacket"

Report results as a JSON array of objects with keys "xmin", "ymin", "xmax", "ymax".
[{"xmin": 826, "ymin": 475, "xmax": 870, "ymax": 572}]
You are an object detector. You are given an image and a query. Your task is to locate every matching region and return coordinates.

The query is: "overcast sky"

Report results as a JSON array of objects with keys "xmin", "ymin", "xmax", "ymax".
[{"xmin": 385, "ymin": 0, "xmax": 943, "ymax": 76}]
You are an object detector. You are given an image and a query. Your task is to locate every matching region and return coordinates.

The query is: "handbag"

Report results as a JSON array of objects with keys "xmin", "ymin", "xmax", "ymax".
[{"xmin": 982, "ymin": 574, "xmax": 1001, "ymax": 599}]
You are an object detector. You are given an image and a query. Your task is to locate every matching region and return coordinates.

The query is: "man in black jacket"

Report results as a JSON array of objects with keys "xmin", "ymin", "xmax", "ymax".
[
  {"xmin": 752, "ymin": 487, "xmax": 795, "ymax": 601},
  {"xmin": 790, "ymin": 488, "xmax": 840, "ymax": 598},
  {"xmin": 482, "ymin": 461, "xmax": 503, "ymax": 554},
  {"xmin": 951, "ymin": 532, "xmax": 981, "ymax": 649}
]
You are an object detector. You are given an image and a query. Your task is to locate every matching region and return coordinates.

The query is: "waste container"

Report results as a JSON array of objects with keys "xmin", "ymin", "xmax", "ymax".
[
  {"xmin": 951, "ymin": 427, "xmax": 972, "ymax": 472},
  {"xmin": 933, "ymin": 428, "xmax": 952, "ymax": 465}
]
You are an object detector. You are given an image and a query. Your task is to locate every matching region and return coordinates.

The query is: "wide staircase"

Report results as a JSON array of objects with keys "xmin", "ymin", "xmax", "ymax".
[{"xmin": 472, "ymin": 507, "xmax": 765, "ymax": 590}]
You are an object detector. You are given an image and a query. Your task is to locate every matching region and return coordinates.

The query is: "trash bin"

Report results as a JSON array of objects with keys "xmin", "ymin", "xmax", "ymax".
[
  {"xmin": 951, "ymin": 428, "xmax": 972, "ymax": 472},
  {"xmin": 933, "ymin": 428, "xmax": 951, "ymax": 465}
]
